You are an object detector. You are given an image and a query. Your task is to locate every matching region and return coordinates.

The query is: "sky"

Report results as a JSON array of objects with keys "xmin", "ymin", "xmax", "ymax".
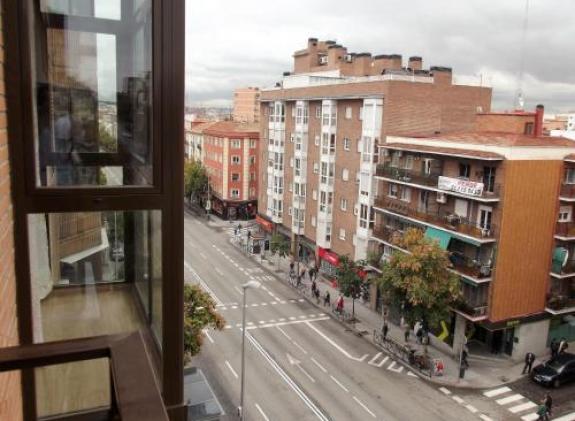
[{"xmin": 185, "ymin": 0, "xmax": 575, "ymax": 114}]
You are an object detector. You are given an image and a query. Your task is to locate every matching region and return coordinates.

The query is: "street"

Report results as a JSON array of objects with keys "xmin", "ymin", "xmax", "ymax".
[{"xmin": 184, "ymin": 210, "xmax": 575, "ymax": 421}]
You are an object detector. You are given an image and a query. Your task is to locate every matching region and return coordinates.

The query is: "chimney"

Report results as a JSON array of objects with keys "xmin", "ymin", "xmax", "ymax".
[
  {"xmin": 408, "ymin": 56, "xmax": 422, "ymax": 71},
  {"xmin": 430, "ymin": 66, "xmax": 452, "ymax": 85},
  {"xmin": 389, "ymin": 54, "xmax": 402, "ymax": 70},
  {"xmin": 534, "ymin": 104, "xmax": 544, "ymax": 137}
]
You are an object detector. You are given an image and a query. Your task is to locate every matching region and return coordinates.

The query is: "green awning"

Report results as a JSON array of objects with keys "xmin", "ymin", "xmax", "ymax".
[{"xmin": 425, "ymin": 227, "xmax": 452, "ymax": 250}]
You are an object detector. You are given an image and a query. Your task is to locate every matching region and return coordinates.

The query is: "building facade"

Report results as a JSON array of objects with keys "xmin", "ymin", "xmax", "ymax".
[
  {"xmin": 257, "ymin": 38, "xmax": 492, "ymax": 274},
  {"xmin": 233, "ymin": 87, "xmax": 260, "ymax": 123},
  {"xmin": 203, "ymin": 121, "xmax": 259, "ymax": 220}
]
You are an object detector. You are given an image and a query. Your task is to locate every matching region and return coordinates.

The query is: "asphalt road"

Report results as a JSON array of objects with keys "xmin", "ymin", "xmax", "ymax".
[{"xmin": 184, "ymin": 211, "xmax": 523, "ymax": 421}]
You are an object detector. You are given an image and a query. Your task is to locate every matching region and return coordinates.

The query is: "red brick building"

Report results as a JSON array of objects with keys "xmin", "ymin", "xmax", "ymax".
[{"xmin": 203, "ymin": 121, "xmax": 259, "ymax": 219}]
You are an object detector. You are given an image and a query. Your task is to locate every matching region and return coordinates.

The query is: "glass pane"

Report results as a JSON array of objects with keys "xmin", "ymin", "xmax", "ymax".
[
  {"xmin": 30, "ymin": 0, "xmax": 153, "ymax": 187},
  {"xmin": 28, "ymin": 210, "xmax": 162, "ymax": 416}
]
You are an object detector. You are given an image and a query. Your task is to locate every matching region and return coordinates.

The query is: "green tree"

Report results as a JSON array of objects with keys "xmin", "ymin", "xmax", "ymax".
[
  {"xmin": 184, "ymin": 160, "xmax": 208, "ymax": 202},
  {"xmin": 270, "ymin": 233, "xmax": 290, "ymax": 270},
  {"xmin": 183, "ymin": 283, "xmax": 225, "ymax": 363},
  {"xmin": 376, "ymin": 228, "xmax": 460, "ymax": 349},
  {"xmin": 336, "ymin": 255, "xmax": 365, "ymax": 320}
]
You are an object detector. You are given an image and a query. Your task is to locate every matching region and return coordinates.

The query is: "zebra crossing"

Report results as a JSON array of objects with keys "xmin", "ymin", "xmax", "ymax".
[{"xmin": 366, "ymin": 351, "xmax": 419, "ymax": 377}]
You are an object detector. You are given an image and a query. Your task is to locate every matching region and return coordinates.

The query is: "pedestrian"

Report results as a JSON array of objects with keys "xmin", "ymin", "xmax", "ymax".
[
  {"xmin": 296, "ymin": 274, "xmax": 301, "ymax": 287},
  {"xmin": 522, "ymin": 351, "xmax": 536, "ymax": 374},
  {"xmin": 324, "ymin": 291, "xmax": 331, "ymax": 307},
  {"xmin": 308, "ymin": 267, "xmax": 314, "ymax": 281},
  {"xmin": 336, "ymin": 294, "xmax": 344, "ymax": 313},
  {"xmin": 382, "ymin": 322, "xmax": 389, "ymax": 340},
  {"xmin": 404, "ymin": 325, "xmax": 410, "ymax": 342},
  {"xmin": 550, "ymin": 338, "xmax": 559, "ymax": 359},
  {"xmin": 559, "ymin": 337, "xmax": 569, "ymax": 354},
  {"xmin": 300, "ymin": 267, "xmax": 307, "ymax": 282},
  {"xmin": 537, "ymin": 403, "xmax": 548, "ymax": 421},
  {"xmin": 290, "ymin": 261, "xmax": 295, "ymax": 272},
  {"xmin": 311, "ymin": 279, "xmax": 317, "ymax": 294},
  {"xmin": 416, "ymin": 327, "xmax": 423, "ymax": 345},
  {"xmin": 462, "ymin": 345, "xmax": 469, "ymax": 369},
  {"xmin": 543, "ymin": 393, "xmax": 552, "ymax": 421},
  {"xmin": 314, "ymin": 287, "xmax": 320, "ymax": 304},
  {"xmin": 313, "ymin": 264, "xmax": 318, "ymax": 281}
]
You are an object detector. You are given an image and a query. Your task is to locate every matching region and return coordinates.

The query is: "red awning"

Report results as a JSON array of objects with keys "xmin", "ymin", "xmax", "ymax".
[
  {"xmin": 256, "ymin": 215, "xmax": 273, "ymax": 232},
  {"xmin": 319, "ymin": 248, "xmax": 339, "ymax": 266}
]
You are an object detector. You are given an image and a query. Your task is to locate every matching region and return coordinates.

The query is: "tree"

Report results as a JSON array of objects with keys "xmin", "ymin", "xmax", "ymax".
[
  {"xmin": 270, "ymin": 233, "xmax": 290, "ymax": 270},
  {"xmin": 336, "ymin": 255, "xmax": 365, "ymax": 320},
  {"xmin": 183, "ymin": 283, "xmax": 225, "ymax": 364},
  {"xmin": 184, "ymin": 160, "xmax": 208, "ymax": 202},
  {"xmin": 376, "ymin": 228, "xmax": 461, "ymax": 350}
]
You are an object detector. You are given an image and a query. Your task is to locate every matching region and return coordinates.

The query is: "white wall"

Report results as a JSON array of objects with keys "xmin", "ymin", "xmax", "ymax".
[{"xmin": 512, "ymin": 319, "xmax": 550, "ymax": 362}]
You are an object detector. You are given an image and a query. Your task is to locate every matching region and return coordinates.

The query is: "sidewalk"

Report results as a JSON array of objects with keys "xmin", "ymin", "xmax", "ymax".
[{"xmin": 220, "ymin": 233, "xmax": 530, "ymax": 390}]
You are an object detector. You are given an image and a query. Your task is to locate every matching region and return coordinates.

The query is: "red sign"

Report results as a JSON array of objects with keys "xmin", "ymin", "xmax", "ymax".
[{"xmin": 255, "ymin": 215, "xmax": 273, "ymax": 232}]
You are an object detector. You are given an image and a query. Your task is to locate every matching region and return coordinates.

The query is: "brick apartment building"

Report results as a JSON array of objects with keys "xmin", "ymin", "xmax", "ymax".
[
  {"xmin": 233, "ymin": 87, "xmax": 260, "ymax": 123},
  {"xmin": 257, "ymin": 38, "xmax": 491, "ymax": 273},
  {"xmin": 203, "ymin": 121, "xmax": 259, "ymax": 220},
  {"xmin": 371, "ymin": 106, "xmax": 575, "ymax": 360},
  {"xmin": 187, "ymin": 120, "xmax": 215, "ymax": 161}
]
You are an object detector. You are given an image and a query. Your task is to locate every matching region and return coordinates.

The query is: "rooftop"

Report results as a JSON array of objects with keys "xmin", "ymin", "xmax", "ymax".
[{"xmin": 203, "ymin": 121, "xmax": 259, "ymax": 137}]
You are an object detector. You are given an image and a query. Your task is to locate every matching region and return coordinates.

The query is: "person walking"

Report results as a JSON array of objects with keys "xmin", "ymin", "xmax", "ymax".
[
  {"xmin": 324, "ymin": 290, "xmax": 331, "ymax": 307},
  {"xmin": 559, "ymin": 337, "xmax": 569, "ymax": 354},
  {"xmin": 311, "ymin": 279, "xmax": 317, "ymax": 295},
  {"xmin": 550, "ymin": 338, "xmax": 559, "ymax": 359},
  {"xmin": 522, "ymin": 352, "xmax": 536, "ymax": 374},
  {"xmin": 308, "ymin": 267, "xmax": 314, "ymax": 282},
  {"xmin": 404, "ymin": 325, "xmax": 410, "ymax": 343},
  {"xmin": 336, "ymin": 294, "xmax": 344, "ymax": 313},
  {"xmin": 382, "ymin": 322, "xmax": 389, "ymax": 341},
  {"xmin": 543, "ymin": 393, "xmax": 552, "ymax": 421},
  {"xmin": 314, "ymin": 287, "xmax": 320, "ymax": 304},
  {"xmin": 300, "ymin": 267, "xmax": 307, "ymax": 282}
]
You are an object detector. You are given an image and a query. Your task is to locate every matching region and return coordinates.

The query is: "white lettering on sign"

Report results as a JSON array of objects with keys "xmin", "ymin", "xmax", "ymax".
[{"xmin": 437, "ymin": 176, "xmax": 484, "ymax": 197}]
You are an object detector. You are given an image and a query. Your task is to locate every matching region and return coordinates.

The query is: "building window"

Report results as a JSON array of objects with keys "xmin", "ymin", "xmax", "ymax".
[
  {"xmin": 339, "ymin": 228, "xmax": 346, "ymax": 240},
  {"xmin": 288, "ymin": 207, "xmax": 293, "ymax": 216},
  {"xmin": 566, "ymin": 168, "xmax": 575, "ymax": 184},
  {"xmin": 340, "ymin": 198, "xmax": 348, "ymax": 211},
  {"xmin": 311, "ymin": 216, "xmax": 317, "ymax": 226},
  {"xmin": 343, "ymin": 137, "xmax": 351, "ymax": 151},
  {"xmin": 388, "ymin": 184, "xmax": 399, "ymax": 198},
  {"xmin": 459, "ymin": 163, "xmax": 470, "ymax": 178},
  {"xmin": 316, "ymin": 106, "xmax": 321, "ymax": 118},
  {"xmin": 231, "ymin": 189, "xmax": 240, "ymax": 198},
  {"xmin": 345, "ymin": 106, "xmax": 352, "ymax": 119},
  {"xmin": 483, "ymin": 166, "xmax": 496, "ymax": 193},
  {"xmin": 231, "ymin": 139, "xmax": 241, "ymax": 148},
  {"xmin": 524, "ymin": 122, "xmax": 534, "ymax": 135},
  {"xmin": 342, "ymin": 168, "xmax": 349, "ymax": 181},
  {"xmin": 404, "ymin": 155, "xmax": 414, "ymax": 170},
  {"xmin": 312, "ymin": 190, "xmax": 318, "ymax": 200},
  {"xmin": 232, "ymin": 156, "xmax": 241, "ymax": 165},
  {"xmin": 315, "ymin": 135, "xmax": 320, "ymax": 146},
  {"xmin": 400, "ymin": 187, "xmax": 411, "ymax": 202},
  {"xmin": 231, "ymin": 173, "xmax": 240, "ymax": 182},
  {"xmin": 391, "ymin": 151, "xmax": 400, "ymax": 167},
  {"xmin": 249, "ymin": 156, "xmax": 256, "ymax": 165},
  {"xmin": 559, "ymin": 206, "xmax": 572, "ymax": 222},
  {"xmin": 359, "ymin": 204, "xmax": 369, "ymax": 228},
  {"xmin": 313, "ymin": 162, "xmax": 319, "ymax": 173},
  {"xmin": 250, "ymin": 139, "xmax": 257, "ymax": 148},
  {"xmin": 250, "ymin": 172, "xmax": 256, "ymax": 182},
  {"xmin": 423, "ymin": 158, "xmax": 433, "ymax": 175}
]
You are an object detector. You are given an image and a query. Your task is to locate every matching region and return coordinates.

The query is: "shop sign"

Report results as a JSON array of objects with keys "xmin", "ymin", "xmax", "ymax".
[{"xmin": 438, "ymin": 176, "xmax": 484, "ymax": 197}]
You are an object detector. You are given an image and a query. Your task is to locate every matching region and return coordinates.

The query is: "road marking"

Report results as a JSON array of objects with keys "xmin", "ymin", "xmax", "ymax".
[
  {"xmin": 483, "ymin": 386, "xmax": 511, "ymax": 397},
  {"xmin": 215, "ymin": 268, "xmax": 224, "ymax": 276},
  {"xmin": 203, "ymin": 330, "xmax": 214, "ymax": 344},
  {"xmin": 330, "ymin": 375, "xmax": 349, "ymax": 392},
  {"xmin": 297, "ymin": 365, "xmax": 315, "ymax": 383},
  {"xmin": 387, "ymin": 361, "xmax": 403, "ymax": 373},
  {"xmin": 452, "ymin": 395, "xmax": 464, "ymax": 404},
  {"xmin": 439, "ymin": 387, "xmax": 451, "ymax": 395},
  {"xmin": 305, "ymin": 321, "xmax": 369, "ymax": 362},
  {"xmin": 184, "ymin": 261, "xmax": 223, "ymax": 305},
  {"xmin": 234, "ymin": 286, "xmax": 244, "ymax": 296},
  {"xmin": 231, "ymin": 306, "xmax": 238, "ymax": 309},
  {"xmin": 352, "ymin": 396, "xmax": 376, "ymax": 418},
  {"xmin": 246, "ymin": 332, "xmax": 330, "ymax": 421},
  {"xmin": 251, "ymin": 303, "xmax": 259, "ymax": 307},
  {"xmin": 367, "ymin": 352, "xmax": 389, "ymax": 367},
  {"xmin": 480, "ymin": 415, "xmax": 494, "ymax": 421},
  {"xmin": 259, "ymin": 321, "xmax": 265, "ymax": 324},
  {"xmin": 219, "ymin": 307, "xmax": 227, "ymax": 311},
  {"xmin": 199, "ymin": 252, "xmax": 207, "ymax": 260},
  {"xmin": 509, "ymin": 401, "xmax": 537, "ymax": 413},
  {"xmin": 407, "ymin": 371, "xmax": 418, "ymax": 377},
  {"xmin": 269, "ymin": 319, "xmax": 276, "ymax": 323},
  {"xmin": 289, "ymin": 316, "xmax": 297, "ymax": 320},
  {"xmin": 298, "ymin": 299, "xmax": 305, "ymax": 302},
  {"xmin": 293, "ymin": 341, "xmax": 308, "ymax": 354},
  {"xmin": 496, "ymin": 394, "xmax": 524, "ymax": 405},
  {"xmin": 310, "ymin": 357, "xmax": 327, "ymax": 373},
  {"xmin": 255, "ymin": 403, "xmax": 270, "ymax": 421},
  {"xmin": 299, "ymin": 315, "xmax": 307, "ymax": 319},
  {"xmin": 261, "ymin": 302, "xmax": 267, "ymax": 306},
  {"xmin": 248, "ymin": 317, "xmax": 330, "ymax": 330},
  {"xmin": 225, "ymin": 360, "xmax": 238, "ymax": 379},
  {"xmin": 247, "ymin": 322, "xmax": 254, "ymax": 326},
  {"xmin": 545, "ymin": 413, "xmax": 575, "ymax": 421},
  {"xmin": 465, "ymin": 404, "xmax": 478, "ymax": 413},
  {"xmin": 521, "ymin": 414, "xmax": 539, "ymax": 421},
  {"xmin": 271, "ymin": 301, "xmax": 278, "ymax": 305},
  {"xmin": 309, "ymin": 314, "xmax": 316, "ymax": 318}
]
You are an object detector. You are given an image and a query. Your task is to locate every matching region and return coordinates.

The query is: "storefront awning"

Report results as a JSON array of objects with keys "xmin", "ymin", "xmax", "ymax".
[
  {"xmin": 318, "ymin": 248, "xmax": 339, "ymax": 267},
  {"xmin": 255, "ymin": 215, "xmax": 273, "ymax": 232},
  {"xmin": 425, "ymin": 227, "xmax": 452, "ymax": 250}
]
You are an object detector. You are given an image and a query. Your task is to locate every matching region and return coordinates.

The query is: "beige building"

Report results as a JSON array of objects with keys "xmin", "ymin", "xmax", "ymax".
[{"xmin": 233, "ymin": 87, "xmax": 260, "ymax": 123}]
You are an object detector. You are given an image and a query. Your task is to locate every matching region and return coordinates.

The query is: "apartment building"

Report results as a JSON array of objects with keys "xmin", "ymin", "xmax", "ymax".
[
  {"xmin": 370, "ymin": 106, "xmax": 575, "ymax": 360},
  {"xmin": 187, "ymin": 120, "xmax": 216, "ymax": 161},
  {"xmin": 257, "ymin": 38, "xmax": 492, "ymax": 274},
  {"xmin": 233, "ymin": 87, "xmax": 261, "ymax": 123},
  {"xmin": 203, "ymin": 121, "xmax": 259, "ymax": 220},
  {"xmin": 0, "ymin": 1, "xmax": 185, "ymax": 420}
]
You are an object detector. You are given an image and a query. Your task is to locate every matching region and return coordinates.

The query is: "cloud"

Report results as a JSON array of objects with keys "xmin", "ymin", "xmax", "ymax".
[{"xmin": 185, "ymin": 0, "xmax": 575, "ymax": 113}]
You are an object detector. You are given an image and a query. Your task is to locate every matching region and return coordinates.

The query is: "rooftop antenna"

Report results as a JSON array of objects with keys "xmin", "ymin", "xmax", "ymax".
[{"xmin": 515, "ymin": 0, "xmax": 530, "ymax": 110}]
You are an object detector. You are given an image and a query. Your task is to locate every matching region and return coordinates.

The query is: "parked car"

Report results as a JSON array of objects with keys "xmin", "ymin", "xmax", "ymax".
[{"xmin": 531, "ymin": 352, "xmax": 575, "ymax": 388}]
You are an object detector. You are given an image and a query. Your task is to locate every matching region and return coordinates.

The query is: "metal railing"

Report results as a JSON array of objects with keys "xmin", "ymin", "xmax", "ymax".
[
  {"xmin": 373, "ymin": 331, "xmax": 433, "ymax": 377},
  {"xmin": 455, "ymin": 302, "xmax": 489, "ymax": 318},
  {"xmin": 560, "ymin": 183, "xmax": 575, "ymax": 198},
  {"xmin": 551, "ymin": 259, "xmax": 575, "ymax": 276},
  {"xmin": 556, "ymin": 222, "xmax": 575, "ymax": 238},
  {"xmin": 546, "ymin": 295, "xmax": 575, "ymax": 312}
]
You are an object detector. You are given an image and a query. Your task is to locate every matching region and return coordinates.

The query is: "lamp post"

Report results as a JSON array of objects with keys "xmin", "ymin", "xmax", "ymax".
[{"xmin": 239, "ymin": 280, "xmax": 261, "ymax": 420}]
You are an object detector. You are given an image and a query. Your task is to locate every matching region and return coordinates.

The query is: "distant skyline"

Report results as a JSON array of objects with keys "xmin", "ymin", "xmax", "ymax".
[{"xmin": 185, "ymin": 0, "xmax": 575, "ymax": 114}]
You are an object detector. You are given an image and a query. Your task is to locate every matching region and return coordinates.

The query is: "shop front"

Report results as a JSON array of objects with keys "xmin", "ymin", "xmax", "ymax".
[{"xmin": 318, "ymin": 247, "xmax": 339, "ymax": 282}]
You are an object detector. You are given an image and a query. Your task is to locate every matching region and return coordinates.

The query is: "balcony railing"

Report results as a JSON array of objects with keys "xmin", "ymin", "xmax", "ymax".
[
  {"xmin": 0, "ymin": 332, "xmax": 168, "ymax": 421},
  {"xmin": 560, "ymin": 183, "xmax": 575, "ymax": 198},
  {"xmin": 551, "ymin": 259, "xmax": 575, "ymax": 276},
  {"xmin": 556, "ymin": 222, "xmax": 575, "ymax": 238},
  {"xmin": 374, "ymin": 197, "xmax": 497, "ymax": 240},
  {"xmin": 546, "ymin": 295, "xmax": 575, "ymax": 312},
  {"xmin": 376, "ymin": 165, "xmax": 501, "ymax": 199},
  {"xmin": 455, "ymin": 301, "xmax": 489, "ymax": 319}
]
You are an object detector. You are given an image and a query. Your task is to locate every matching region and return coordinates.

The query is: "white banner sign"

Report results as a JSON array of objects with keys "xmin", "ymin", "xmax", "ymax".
[{"xmin": 437, "ymin": 176, "xmax": 484, "ymax": 197}]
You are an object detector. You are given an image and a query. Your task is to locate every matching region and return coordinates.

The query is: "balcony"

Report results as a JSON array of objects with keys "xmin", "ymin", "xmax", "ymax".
[
  {"xmin": 551, "ymin": 259, "xmax": 575, "ymax": 277},
  {"xmin": 560, "ymin": 183, "xmax": 575, "ymax": 199},
  {"xmin": 375, "ymin": 164, "xmax": 501, "ymax": 200},
  {"xmin": 454, "ymin": 301, "xmax": 489, "ymax": 320},
  {"xmin": 546, "ymin": 295, "xmax": 575, "ymax": 314},
  {"xmin": 556, "ymin": 222, "xmax": 575, "ymax": 239},
  {"xmin": 373, "ymin": 197, "xmax": 497, "ymax": 241}
]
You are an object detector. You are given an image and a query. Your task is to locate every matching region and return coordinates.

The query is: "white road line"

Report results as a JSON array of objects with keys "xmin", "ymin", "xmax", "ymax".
[
  {"xmin": 329, "ymin": 375, "xmax": 349, "ymax": 392},
  {"xmin": 255, "ymin": 403, "xmax": 270, "ymax": 421},
  {"xmin": 452, "ymin": 395, "xmax": 464, "ymax": 404},
  {"xmin": 480, "ymin": 415, "xmax": 494, "ymax": 421},
  {"xmin": 277, "ymin": 326, "xmax": 292, "ymax": 340},
  {"xmin": 407, "ymin": 371, "xmax": 418, "ymax": 377},
  {"xmin": 299, "ymin": 315, "xmax": 307, "ymax": 319},
  {"xmin": 509, "ymin": 401, "xmax": 537, "ymax": 413},
  {"xmin": 465, "ymin": 404, "xmax": 478, "ymax": 413},
  {"xmin": 521, "ymin": 414, "xmax": 539, "ymax": 421},
  {"xmin": 310, "ymin": 357, "xmax": 327, "ymax": 373},
  {"xmin": 296, "ymin": 364, "xmax": 315, "ymax": 383},
  {"xmin": 199, "ymin": 252, "xmax": 207, "ymax": 260},
  {"xmin": 232, "ymin": 306, "xmax": 238, "ymax": 309},
  {"xmin": 387, "ymin": 361, "xmax": 403, "ymax": 373},
  {"xmin": 439, "ymin": 387, "xmax": 451, "ymax": 395},
  {"xmin": 368, "ymin": 352, "xmax": 389, "ymax": 367},
  {"xmin": 203, "ymin": 330, "xmax": 215, "ymax": 344},
  {"xmin": 496, "ymin": 394, "xmax": 524, "ymax": 405},
  {"xmin": 248, "ymin": 317, "xmax": 330, "ymax": 330},
  {"xmin": 305, "ymin": 321, "xmax": 369, "ymax": 362},
  {"xmin": 224, "ymin": 325, "xmax": 232, "ymax": 329},
  {"xmin": 353, "ymin": 396, "xmax": 376, "ymax": 418},
  {"xmin": 184, "ymin": 261, "xmax": 223, "ymax": 305},
  {"xmin": 289, "ymin": 316, "xmax": 297, "ymax": 320},
  {"xmin": 215, "ymin": 268, "xmax": 224, "ymax": 276},
  {"xmin": 546, "ymin": 413, "xmax": 575, "ymax": 421},
  {"xmin": 225, "ymin": 360, "xmax": 238, "ymax": 379},
  {"xmin": 234, "ymin": 286, "xmax": 244, "ymax": 296},
  {"xmin": 251, "ymin": 303, "xmax": 259, "ymax": 307},
  {"xmin": 483, "ymin": 386, "xmax": 511, "ymax": 397},
  {"xmin": 279, "ymin": 318, "xmax": 286, "ymax": 322},
  {"xmin": 261, "ymin": 303, "xmax": 268, "ymax": 306},
  {"xmin": 246, "ymin": 332, "xmax": 330, "ymax": 421},
  {"xmin": 219, "ymin": 307, "xmax": 227, "ymax": 311},
  {"xmin": 293, "ymin": 341, "xmax": 308, "ymax": 355},
  {"xmin": 271, "ymin": 301, "xmax": 278, "ymax": 305}
]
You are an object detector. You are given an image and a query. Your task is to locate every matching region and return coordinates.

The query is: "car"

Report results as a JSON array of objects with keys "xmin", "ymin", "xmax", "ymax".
[{"xmin": 531, "ymin": 352, "xmax": 575, "ymax": 388}]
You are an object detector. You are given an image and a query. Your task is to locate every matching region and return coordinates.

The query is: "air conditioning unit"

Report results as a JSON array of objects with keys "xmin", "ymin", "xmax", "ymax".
[
  {"xmin": 319, "ymin": 56, "xmax": 328, "ymax": 65},
  {"xmin": 436, "ymin": 192, "xmax": 447, "ymax": 204},
  {"xmin": 353, "ymin": 205, "xmax": 359, "ymax": 216}
]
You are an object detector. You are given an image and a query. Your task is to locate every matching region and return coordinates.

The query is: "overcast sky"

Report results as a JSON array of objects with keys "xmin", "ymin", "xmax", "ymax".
[{"xmin": 185, "ymin": 0, "xmax": 575, "ymax": 114}]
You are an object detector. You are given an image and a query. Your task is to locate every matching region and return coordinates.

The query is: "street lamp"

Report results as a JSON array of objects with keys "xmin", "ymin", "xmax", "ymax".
[{"xmin": 239, "ymin": 280, "xmax": 261, "ymax": 420}]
